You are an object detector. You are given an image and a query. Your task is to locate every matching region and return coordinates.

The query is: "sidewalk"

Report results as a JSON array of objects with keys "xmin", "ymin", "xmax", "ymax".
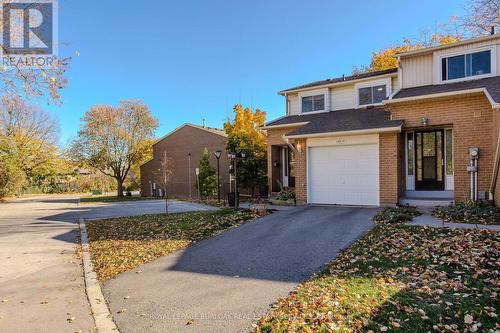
[{"xmin": 408, "ymin": 214, "xmax": 500, "ymax": 231}]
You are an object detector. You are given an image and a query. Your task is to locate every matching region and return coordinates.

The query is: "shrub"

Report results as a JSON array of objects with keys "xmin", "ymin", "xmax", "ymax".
[
  {"xmin": 92, "ymin": 189, "xmax": 103, "ymax": 195},
  {"xmin": 432, "ymin": 200, "xmax": 500, "ymax": 225},
  {"xmin": 372, "ymin": 206, "xmax": 421, "ymax": 224},
  {"xmin": 197, "ymin": 148, "xmax": 217, "ymax": 197},
  {"xmin": 276, "ymin": 188, "xmax": 295, "ymax": 201}
]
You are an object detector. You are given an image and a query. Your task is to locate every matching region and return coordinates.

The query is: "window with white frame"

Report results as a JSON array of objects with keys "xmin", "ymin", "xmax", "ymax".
[
  {"xmin": 441, "ymin": 50, "xmax": 491, "ymax": 81},
  {"xmin": 302, "ymin": 95, "xmax": 324, "ymax": 112},
  {"xmin": 358, "ymin": 85, "xmax": 387, "ymax": 106}
]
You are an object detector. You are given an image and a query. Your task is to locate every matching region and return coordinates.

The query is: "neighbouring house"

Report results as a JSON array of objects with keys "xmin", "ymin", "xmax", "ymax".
[
  {"xmin": 263, "ymin": 34, "xmax": 500, "ymax": 207},
  {"xmin": 140, "ymin": 123, "xmax": 230, "ymax": 198}
]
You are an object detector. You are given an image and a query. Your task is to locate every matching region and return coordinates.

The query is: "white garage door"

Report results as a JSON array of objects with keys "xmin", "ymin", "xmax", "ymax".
[{"xmin": 308, "ymin": 143, "xmax": 379, "ymax": 206}]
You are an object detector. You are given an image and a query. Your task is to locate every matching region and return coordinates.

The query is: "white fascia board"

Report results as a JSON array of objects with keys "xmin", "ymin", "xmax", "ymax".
[{"xmin": 261, "ymin": 122, "xmax": 310, "ymax": 130}]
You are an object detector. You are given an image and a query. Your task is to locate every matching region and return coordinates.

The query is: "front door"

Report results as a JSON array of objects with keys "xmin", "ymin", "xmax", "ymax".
[{"xmin": 415, "ymin": 130, "xmax": 444, "ymax": 190}]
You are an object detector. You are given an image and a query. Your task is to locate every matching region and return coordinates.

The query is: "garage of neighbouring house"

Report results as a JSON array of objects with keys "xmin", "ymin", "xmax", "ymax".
[{"xmin": 307, "ymin": 134, "xmax": 380, "ymax": 206}]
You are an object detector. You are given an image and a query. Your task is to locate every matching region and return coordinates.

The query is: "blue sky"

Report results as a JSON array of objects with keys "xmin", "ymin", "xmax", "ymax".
[{"xmin": 50, "ymin": 0, "xmax": 466, "ymax": 144}]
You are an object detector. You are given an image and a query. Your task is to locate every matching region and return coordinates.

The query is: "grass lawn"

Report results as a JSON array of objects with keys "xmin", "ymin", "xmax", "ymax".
[
  {"xmin": 255, "ymin": 225, "xmax": 499, "ymax": 333},
  {"xmin": 79, "ymin": 195, "xmax": 162, "ymax": 203},
  {"xmin": 87, "ymin": 209, "xmax": 258, "ymax": 280}
]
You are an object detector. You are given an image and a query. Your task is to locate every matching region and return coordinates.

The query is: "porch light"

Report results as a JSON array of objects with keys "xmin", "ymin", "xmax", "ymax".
[
  {"xmin": 296, "ymin": 142, "xmax": 302, "ymax": 152},
  {"xmin": 421, "ymin": 117, "xmax": 429, "ymax": 126}
]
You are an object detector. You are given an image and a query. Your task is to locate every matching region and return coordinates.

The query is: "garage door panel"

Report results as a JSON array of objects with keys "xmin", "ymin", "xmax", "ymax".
[{"xmin": 308, "ymin": 143, "xmax": 379, "ymax": 206}]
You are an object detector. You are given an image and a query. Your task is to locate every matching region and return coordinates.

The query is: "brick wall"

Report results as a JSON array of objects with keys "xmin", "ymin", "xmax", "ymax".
[
  {"xmin": 140, "ymin": 126, "xmax": 230, "ymax": 197},
  {"xmin": 387, "ymin": 93, "xmax": 494, "ymax": 203},
  {"xmin": 379, "ymin": 132, "xmax": 399, "ymax": 205},
  {"xmin": 294, "ymin": 138, "xmax": 307, "ymax": 204}
]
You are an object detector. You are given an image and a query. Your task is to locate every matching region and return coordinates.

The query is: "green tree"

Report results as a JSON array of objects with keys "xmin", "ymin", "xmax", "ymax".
[
  {"xmin": 223, "ymin": 104, "xmax": 267, "ymax": 195},
  {"xmin": 0, "ymin": 94, "xmax": 61, "ymax": 198},
  {"xmin": 197, "ymin": 148, "xmax": 217, "ymax": 198},
  {"xmin": 0, "ymin": 135, "xmax": 25, "ymax": 198},
  {"xmin": 70, "ymin": 100, "xmax": 158, "ymax": 197}
]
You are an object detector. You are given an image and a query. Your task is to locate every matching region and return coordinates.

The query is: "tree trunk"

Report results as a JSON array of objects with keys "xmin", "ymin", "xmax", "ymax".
[
  {"xmin": 117, "ymin": 177, "xmax": 124, "ymax": 197},
  {"xmin": 165, "ymin": 196, "xmax": 168, "ymax": 215}
]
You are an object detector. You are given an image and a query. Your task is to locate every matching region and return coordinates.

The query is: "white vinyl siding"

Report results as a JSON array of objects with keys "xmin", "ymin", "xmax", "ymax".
[
  {"xmin": 330, "ymin": 85, "xmax": 355, "ymax": 111},
  {"xmin": 286, "ymin": 75, "xmax": 398, "ymax": 114},
  {"xmin": 399, "ymin": 37, "xmax": 500, "ymax": 88},
  {"xmin": 400, "ymin": 53, "xmax": 434, "ymax": 88},
  {"xmin": 287, "ymin": 94, "xmax": 300, "ymax": 115}
]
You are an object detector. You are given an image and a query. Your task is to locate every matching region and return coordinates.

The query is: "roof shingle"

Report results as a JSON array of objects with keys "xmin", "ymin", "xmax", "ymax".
[
  {"xmin": 265, "ymin": 108, "xmax": 403, "ymax": 137},
  {"xmin": 392, "ymin": 76, "xmax": 500, "ymax": 103}
]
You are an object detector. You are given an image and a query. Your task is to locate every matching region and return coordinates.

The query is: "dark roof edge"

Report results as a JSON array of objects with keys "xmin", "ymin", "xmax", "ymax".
[{"xmin": 278, "ymin": 68, "xmax": 398, "ymax": 95}]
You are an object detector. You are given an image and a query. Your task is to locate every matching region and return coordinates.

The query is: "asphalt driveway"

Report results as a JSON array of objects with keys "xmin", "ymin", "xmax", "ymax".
[
  {"xmin": 103, "ymin": 205, "xmax": 376, "ymax": 333},
  {"xmin": 0, "ymin": 195, "xmax": 215, "ymax": 333}
]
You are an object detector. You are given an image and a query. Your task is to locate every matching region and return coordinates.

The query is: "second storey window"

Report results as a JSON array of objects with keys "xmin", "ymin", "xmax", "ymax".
[
  {"xmin": 302, "ymin": 95, "xmax": 324, "ymax": 112},
  {"xmin": 441, "ymin": 50, "xmax": 491, "ymax": 81},
  {"xmin": 358, "ymin": 85, "xmax": 386, "ymax": 106}
]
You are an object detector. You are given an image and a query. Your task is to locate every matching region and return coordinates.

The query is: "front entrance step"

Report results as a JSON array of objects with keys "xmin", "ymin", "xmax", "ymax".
[
  {"xmin": 400, "ymin": 197, "xmax": 454, "ymax": 207},
  {"xmin": 405, "ymin": 190, "xmax": 454, "ymax": 199}
]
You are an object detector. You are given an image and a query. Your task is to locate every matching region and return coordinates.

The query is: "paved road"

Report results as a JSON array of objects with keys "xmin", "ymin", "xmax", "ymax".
[
  {"xmin": 0, "ymin": 195, "xmax": 215, "ymax": 333},
  {"xmin": 104, "ymin": 205, "xmax": 376, "ymax": 333}
]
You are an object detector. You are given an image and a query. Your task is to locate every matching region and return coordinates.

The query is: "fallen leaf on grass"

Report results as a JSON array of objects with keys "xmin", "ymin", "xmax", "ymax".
[{"xmin": 464, "ymin": 314, "xmax": 473, "ymax": 324}]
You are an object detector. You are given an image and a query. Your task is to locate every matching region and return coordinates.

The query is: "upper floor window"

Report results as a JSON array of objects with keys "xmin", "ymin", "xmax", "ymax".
[
  {"xmin": 358, "ymin": 85, "xmax": 386, "ymax": 106},
  {"xmin": 441, "ymin": 50, "xmax": 491, "ymax": 81},
  {"xmin": 302, "ymin": 95, "xmax": 324, "ymax": 112}
]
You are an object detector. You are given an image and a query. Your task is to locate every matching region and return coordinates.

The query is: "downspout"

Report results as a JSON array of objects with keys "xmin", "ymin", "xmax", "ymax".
[
  {"xmin": 397, "ymin": 56, "xmax": 403, "ymax": 91},
  {"xmin": 489, "ymin": 130, "xmax": 500, "ymax": 200},
  {"xmin": 285, "ymin": 93, "xmax": 289, "ymax": 116}
]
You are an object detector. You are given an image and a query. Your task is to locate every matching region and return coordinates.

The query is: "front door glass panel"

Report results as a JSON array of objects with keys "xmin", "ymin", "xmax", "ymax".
[{"xmin": 415, "ymin": 130, "xmax": 445, "ymax": 190}]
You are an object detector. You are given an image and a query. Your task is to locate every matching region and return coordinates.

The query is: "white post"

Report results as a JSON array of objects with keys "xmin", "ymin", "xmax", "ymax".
[{"xmin": 195, "ymin": 167, "xmax": 200, "ymax": 200}]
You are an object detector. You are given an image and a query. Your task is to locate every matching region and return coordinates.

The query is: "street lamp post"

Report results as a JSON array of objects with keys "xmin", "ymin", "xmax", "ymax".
[
  {"xmin": 214, "ymin": 150, "xmax": 222, "ymax": 204},
  {"xmin": 228, "ymin": 151, "xmax": 246, "ymax": 209}
]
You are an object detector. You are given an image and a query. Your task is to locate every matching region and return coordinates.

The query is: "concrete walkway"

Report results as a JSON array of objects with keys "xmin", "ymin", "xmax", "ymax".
[
  {"xmin": 408, "ymin": 213, "xmax": 500, "ymax": 231},
  {"xmin": 0, "ymin": 195, "xmax": 215, "ymax": 333},
  {"xmin": 103, "ymin": 205, "xmax": 376, "ymax": 333}
]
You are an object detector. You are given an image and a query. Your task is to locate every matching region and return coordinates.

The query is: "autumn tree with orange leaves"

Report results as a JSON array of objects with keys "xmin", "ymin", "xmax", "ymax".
[
  {"xmin": 223, "ymin": 104, "xmax": 267, "ymax": 195},
  {"xmin": 353, "ymin": 33, "xmax": 463, "ymax": 74},
  {"xmin": 70, "ymin": 100, "xmax": 158, "ymax": 197}
]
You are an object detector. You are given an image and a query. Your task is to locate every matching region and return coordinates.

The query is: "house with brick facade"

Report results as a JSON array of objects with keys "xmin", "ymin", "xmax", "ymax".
[
  {"xmin": 263, "ymin": 34, "xmax": 500, "ymax": 207},
  {"xmin": 140, "ymin": 123, "xmax": 230, "ymax": 198}
]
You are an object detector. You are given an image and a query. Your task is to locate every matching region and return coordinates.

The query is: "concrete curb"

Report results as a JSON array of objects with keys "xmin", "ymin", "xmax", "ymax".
[{"xmin": 79, "ymin": 218, "xmax": 119, "ymax": 333}]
